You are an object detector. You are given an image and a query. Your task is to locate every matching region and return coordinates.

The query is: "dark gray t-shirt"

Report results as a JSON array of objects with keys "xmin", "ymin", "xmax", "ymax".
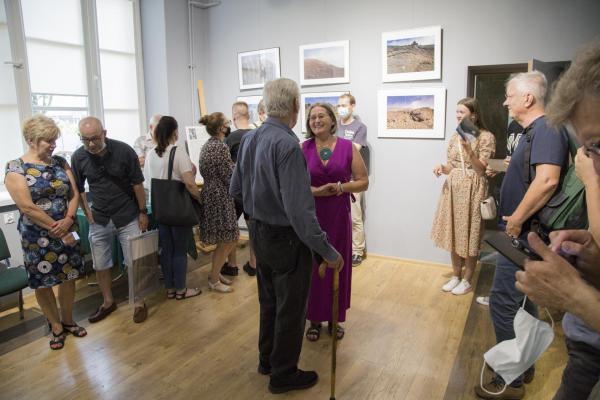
[{"xmin": 71, "ymin": 139, "xmax": 144, "ymax": 228}]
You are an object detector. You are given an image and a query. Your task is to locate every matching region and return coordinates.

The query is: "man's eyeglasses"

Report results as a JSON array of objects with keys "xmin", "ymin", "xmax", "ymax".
[{"xmin": 79, "ymin": 135, "xmax": 103, "ymax": 144}]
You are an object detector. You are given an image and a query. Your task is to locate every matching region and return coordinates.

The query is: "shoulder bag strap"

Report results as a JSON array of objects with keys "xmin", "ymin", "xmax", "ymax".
[
  {"xmin": 523, "ymin": 126, "xmax": 535, "ymax": 184},
  {"xmin": 167, "ymin": 146, "xmax": 177, "ymax": 181}
]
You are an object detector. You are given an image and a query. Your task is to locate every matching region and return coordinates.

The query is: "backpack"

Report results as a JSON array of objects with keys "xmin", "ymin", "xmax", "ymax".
[{"xmin": 523, "ymin": 125, "xmax": 588, "ymax": 239}]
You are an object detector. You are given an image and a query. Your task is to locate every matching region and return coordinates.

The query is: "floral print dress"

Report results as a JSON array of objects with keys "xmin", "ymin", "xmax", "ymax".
[
  {"xmin": 198, "ymin": 137, "xmax": 239, "ymax": 245},
  {"xmin": 431, "ymin": 131, "xmax": 496, "ymax": 258},
  {"xmin": 5, "ymin": 156, "xmax": 84, "ymax": 289}
]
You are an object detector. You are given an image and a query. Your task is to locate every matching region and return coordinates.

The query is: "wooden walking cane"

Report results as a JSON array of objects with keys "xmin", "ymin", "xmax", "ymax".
[{"xmin": 318, "ymin": 261, "xmax": 341, "ymax": 400}]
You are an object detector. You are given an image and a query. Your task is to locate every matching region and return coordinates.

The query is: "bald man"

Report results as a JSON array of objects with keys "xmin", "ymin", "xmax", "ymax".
[{"xmin": 71, "ymin": 117, "xmax": 149, "ymax": 324}]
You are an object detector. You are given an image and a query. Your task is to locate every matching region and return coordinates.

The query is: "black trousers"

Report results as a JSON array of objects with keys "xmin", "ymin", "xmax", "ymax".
[
  {"xmin": 249, "ymin": 219, "xmax": 312, "ymax": 378},
  {"xmin": 554, "ymin": 339, "xmax": 600, "ymax": 400}
]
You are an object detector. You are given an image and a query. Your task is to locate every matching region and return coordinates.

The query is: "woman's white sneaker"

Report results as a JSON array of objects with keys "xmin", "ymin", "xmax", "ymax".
[
  {"xmin": 451, "ymin": 279, "xmax": 472, "ymax": 295},
  {"xmin": 442, "ymin": 276, "xmax": 461, "ymax": 292}
]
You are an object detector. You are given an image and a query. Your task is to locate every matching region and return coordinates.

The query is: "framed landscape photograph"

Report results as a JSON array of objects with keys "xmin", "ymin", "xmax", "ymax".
[
  {"xmin": 377, "ymin": 87, "xmax": 446, "ymax": 139},
  {"xmin": 236, "ymin": 95, "xmax": 262, "ymax": 125},
  {"xmin": 300, "ymin": 92, "xmax": 346, "ymax": 132},
  {"xmin": 238, "ymin": 47, "xmax": 281, "ymax": 90},
  {"xmin": 299, "ymin": 40, "xmax": 350, "ymax": 86},
  {"xmin": 382, "ymin": 26, "xmax": 442, "ymax": 82}
]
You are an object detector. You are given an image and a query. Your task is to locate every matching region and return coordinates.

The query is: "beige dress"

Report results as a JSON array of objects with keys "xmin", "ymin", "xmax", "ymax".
[{"xmin": 431, "ymin": 131, "xmax": 496, "ymax": 258}]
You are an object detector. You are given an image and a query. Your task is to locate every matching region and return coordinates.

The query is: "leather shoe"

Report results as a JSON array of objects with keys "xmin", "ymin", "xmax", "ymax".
[
  {"xmin": 258, "ymin": 363, "xmax": 271, "ymax": 375},
  {"xmin": 133, "ymin": 303, "xmax": 148, "ymax": 323},
  {"xmin": 474, "ymin": 378, "xmax": 524, "ymax": 399},
  {"xmin": 88, "ymin": 302, "xmax": 117, "ymax": 323},
  {"xmin": 269, "ymin": 369, "xmax": 318, "ymax": 394},
  {"xmin": 220, "ymin": 262, "xmax": 238, "ymax": 276},
  {"xmin": 243, "ymin": 262, "xmax": 257, "ymax": 277}
]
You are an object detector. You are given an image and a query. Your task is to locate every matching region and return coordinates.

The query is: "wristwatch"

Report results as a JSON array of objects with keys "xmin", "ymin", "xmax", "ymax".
[{"xmin": 139, "ymin": 207, "xmax": 148, "ymax": 214}]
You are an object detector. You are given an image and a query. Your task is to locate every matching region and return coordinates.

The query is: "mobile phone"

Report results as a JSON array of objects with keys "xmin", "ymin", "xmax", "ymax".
[{"xmin": 484, "ymin": 231, "xmax": 542, "ymax": 269}]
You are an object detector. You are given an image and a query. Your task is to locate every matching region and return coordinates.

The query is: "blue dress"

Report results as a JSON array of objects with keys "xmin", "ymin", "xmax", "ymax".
[{"xmin": 5, "ymin": 157, "xmax": 84, "ymax": 289}]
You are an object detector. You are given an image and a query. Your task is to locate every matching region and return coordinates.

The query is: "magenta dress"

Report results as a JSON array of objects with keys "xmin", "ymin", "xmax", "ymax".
[{"xmin": 302, "ymin": 137, "xmax": 353, "ymax": 323}]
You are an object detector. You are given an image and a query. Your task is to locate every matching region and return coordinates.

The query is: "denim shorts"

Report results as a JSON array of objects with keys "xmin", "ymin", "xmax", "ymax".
[{"xmin": 88, "ymin": 218, "xmax": 140, "ymax": 271}]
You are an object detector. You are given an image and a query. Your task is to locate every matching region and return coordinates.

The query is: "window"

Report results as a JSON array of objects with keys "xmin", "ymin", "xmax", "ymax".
[
  {"xmin": 97, "ymin": 0, "xmax": 142, "ymax": 146},
  {"xmin": 21, "ymin": 0, "xmax": 89, "ymax": 159},
  {"xmin": 4, "ymin": 0, "xmax": 146, "ymax": 165}
]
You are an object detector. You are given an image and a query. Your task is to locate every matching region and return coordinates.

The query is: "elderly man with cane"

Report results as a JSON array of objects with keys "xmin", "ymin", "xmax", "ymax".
[{"xmin": 231, "ymin": 77, "xmax": 343, "ymax": 395}]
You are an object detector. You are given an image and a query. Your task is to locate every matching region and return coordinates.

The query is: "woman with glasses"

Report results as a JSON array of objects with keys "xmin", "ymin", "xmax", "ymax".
[
  {"xmin": 4, "ymin": 115, "xmax": 87, "ymax": 350},
  {"xmin": 431, "ymin": 97, "xmax": 496, "ymax": 295},
  {"xmin": 301, "ymin": 103, "xmax": 368, "ymax": 341},
  {"xmin": 198, "ymin": 112, "xmax": 238, "ymax": 293}
]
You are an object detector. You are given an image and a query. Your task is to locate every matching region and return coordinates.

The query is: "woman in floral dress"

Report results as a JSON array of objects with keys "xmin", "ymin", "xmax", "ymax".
[{"xmin": 5, "ymin": 115, "xmax": 86, "ymax": 350}]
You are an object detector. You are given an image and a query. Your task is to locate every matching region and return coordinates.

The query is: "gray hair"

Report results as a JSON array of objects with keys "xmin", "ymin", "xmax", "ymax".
[
  {"xmin": 148, "ymin": 114, "xmax": 162, "ymax": 128},
  {"xmin": 507, "ymin": 71, "xmax": 548, "ymax": 106},
  {"xmin": 257, "ymin": 99, "xmax": 266, "ymax": 114},
  {"xmin": 263, "ymin": 78, "xmax": 300, "ymax": 118}
]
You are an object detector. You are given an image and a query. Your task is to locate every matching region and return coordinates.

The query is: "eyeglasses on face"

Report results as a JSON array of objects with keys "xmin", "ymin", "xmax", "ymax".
[{"xmin": 79, "ymin": 133, "xmax": 104, "ymax": 144}]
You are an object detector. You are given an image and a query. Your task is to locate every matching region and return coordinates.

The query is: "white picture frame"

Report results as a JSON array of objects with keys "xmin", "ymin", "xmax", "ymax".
[
  {"xmin": 300, "ymin": 91, "xmax": 347, "ymax": 132},
  {"xmin": 299, "ymin": 40, "xmax": 350, "ymax": 86},
  {"xmin": 236, "ymin": 95, "xmax": 262, "ymax": 127},
  {"xmin": 377, "ymin": 87, "xmax": 446, "ymax": 139},
  {"xmin": 238, "ymin": 47, "xmax": 281, "ymax": 90},
  {"xmin": 382, "ymin": 26, "xmax": 442, "ymax": 82}
]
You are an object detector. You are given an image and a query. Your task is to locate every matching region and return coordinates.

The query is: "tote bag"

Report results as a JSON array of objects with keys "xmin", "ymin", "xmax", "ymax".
[{"xmin": 151, "ymin": 146, "xmax": 200, "ymax": 226}]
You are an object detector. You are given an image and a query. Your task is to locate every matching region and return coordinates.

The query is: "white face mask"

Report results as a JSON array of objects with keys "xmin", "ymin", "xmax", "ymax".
[
  {"xmin": 337, "ymin": 107, "xmax": 350, "ymax": 118},
  {"xmin": 480, "ymin": 298, "xmax": 554, "ymax": 395}
]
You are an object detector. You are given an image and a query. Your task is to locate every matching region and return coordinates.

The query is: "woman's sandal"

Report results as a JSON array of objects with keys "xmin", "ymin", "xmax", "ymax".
[
  {"xmin": 328, "ymin": 323, "xmax": 345, "ymax": 340},
  {"xmin": 62, "ymin": 322, "xmax": 87, "ymax": 338},
  {"xmin": 49, "ymin": 330, "xmax": 66, "ymax": 350},
  {"xmin": 306, "ymin": 323, "xmax": 322, "ymax": 342},
  {"xmin": 167, "ymin": 290, "xmax": 176, "ymax": 299},
  {"xmin": 175, "ymin": 287, "xmax": 202, "ymax": 300}
]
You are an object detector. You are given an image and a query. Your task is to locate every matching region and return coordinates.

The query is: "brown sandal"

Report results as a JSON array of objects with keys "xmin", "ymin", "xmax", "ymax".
[
  {"xmin": 49, "ymin": 330, "xmax": 66, "ymax": 350},
  {"xmin": 62, "ymin": 322, "xmax": 87, "ymax": 337}
]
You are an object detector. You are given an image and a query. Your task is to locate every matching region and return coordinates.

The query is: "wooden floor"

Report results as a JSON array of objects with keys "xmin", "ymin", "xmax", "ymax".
[{"xmin": 0, "ymin": 251, "xmax": 567, "ymax": 399}]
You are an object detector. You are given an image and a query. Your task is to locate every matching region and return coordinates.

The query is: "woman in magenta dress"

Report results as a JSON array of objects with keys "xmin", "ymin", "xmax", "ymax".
[{"xmin": 302, "ymin": 103, "xmax": 369, "ymax": 341}]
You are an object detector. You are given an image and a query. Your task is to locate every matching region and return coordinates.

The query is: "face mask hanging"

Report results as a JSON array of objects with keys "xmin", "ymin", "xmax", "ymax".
[{"xmin": 479, "ymin": 296, "xmax": 555, "ymax": 395}]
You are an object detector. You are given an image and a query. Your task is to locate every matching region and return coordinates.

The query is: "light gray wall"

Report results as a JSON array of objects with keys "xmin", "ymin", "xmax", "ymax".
[
  {"xmin": 181, "ymin": 0, "xmax": 600, "ymax": 264},
  {"xmin": 141, "ymin": 0, "xmax": 194, "ymax": 139},
  {"xmin": 140, "ymin": 0, "xmax": 169, "ymax": 121}
]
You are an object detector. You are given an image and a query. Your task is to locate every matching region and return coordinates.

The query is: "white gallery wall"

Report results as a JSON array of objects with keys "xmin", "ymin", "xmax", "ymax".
[{"xmin": 143, "ymin": 0, "xmax": 600, "ymax": 264}]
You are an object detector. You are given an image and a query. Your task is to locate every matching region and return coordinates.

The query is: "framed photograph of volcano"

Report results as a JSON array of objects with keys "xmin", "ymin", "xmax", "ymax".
[
  {"xmin": 382, "ymin": 26, "xmax": 442, "ymax": 82},
  {"xmin": 238, "ymin": 47, "xmax": 281, "ymax": 90},
  {"xmin": 299, "ymin": 40, "xmax": 350, "ymax": 86},
  {"xmin": 378, "ymin": 87, "xmax": 446, "ymax": 139}
]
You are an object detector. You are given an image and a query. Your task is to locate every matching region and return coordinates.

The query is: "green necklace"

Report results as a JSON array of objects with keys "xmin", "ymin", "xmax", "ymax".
[{"xmin": 319, "ymin": 147, "xmax": 333, "ymax": 161}]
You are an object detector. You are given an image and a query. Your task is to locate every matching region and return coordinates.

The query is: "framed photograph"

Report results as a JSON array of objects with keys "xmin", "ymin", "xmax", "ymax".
[
  {"xmin": 377, "ymin": 87, "xmax": 446, "ymax": 139},
  {"xmin": 382, "ymin": 26, "xmax": 442, "ymax": 82},
  {"xmin": 300, "ymin": 91, "xmax": 346, "ymax": 132},
  {"xmin": 238, "ymin": 47, "xmax": 281, "ymax": 90},
  {"xmin": 237, "ymin": 95, "xmax": 262, "ymax": 126},
  {"xmin": 299, "ymin": 40, "xmax": 350, "ymax": 86}
]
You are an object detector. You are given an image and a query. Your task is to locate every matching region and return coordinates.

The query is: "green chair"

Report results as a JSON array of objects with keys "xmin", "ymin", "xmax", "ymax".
[{"xmin": 0, "ymin": 228, "xmax": 28, "ymax": 319}]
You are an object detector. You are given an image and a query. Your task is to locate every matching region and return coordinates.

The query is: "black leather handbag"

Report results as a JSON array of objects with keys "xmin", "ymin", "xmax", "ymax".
[{"xmin": 151, "ymin": 146, "xmax": 200, "ymax": 226}]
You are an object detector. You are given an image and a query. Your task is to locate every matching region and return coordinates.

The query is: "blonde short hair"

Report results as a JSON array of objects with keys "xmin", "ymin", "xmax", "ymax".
[{"xmin": 22, "ymin": 114, "xmax": 60, "ymax": 144}]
